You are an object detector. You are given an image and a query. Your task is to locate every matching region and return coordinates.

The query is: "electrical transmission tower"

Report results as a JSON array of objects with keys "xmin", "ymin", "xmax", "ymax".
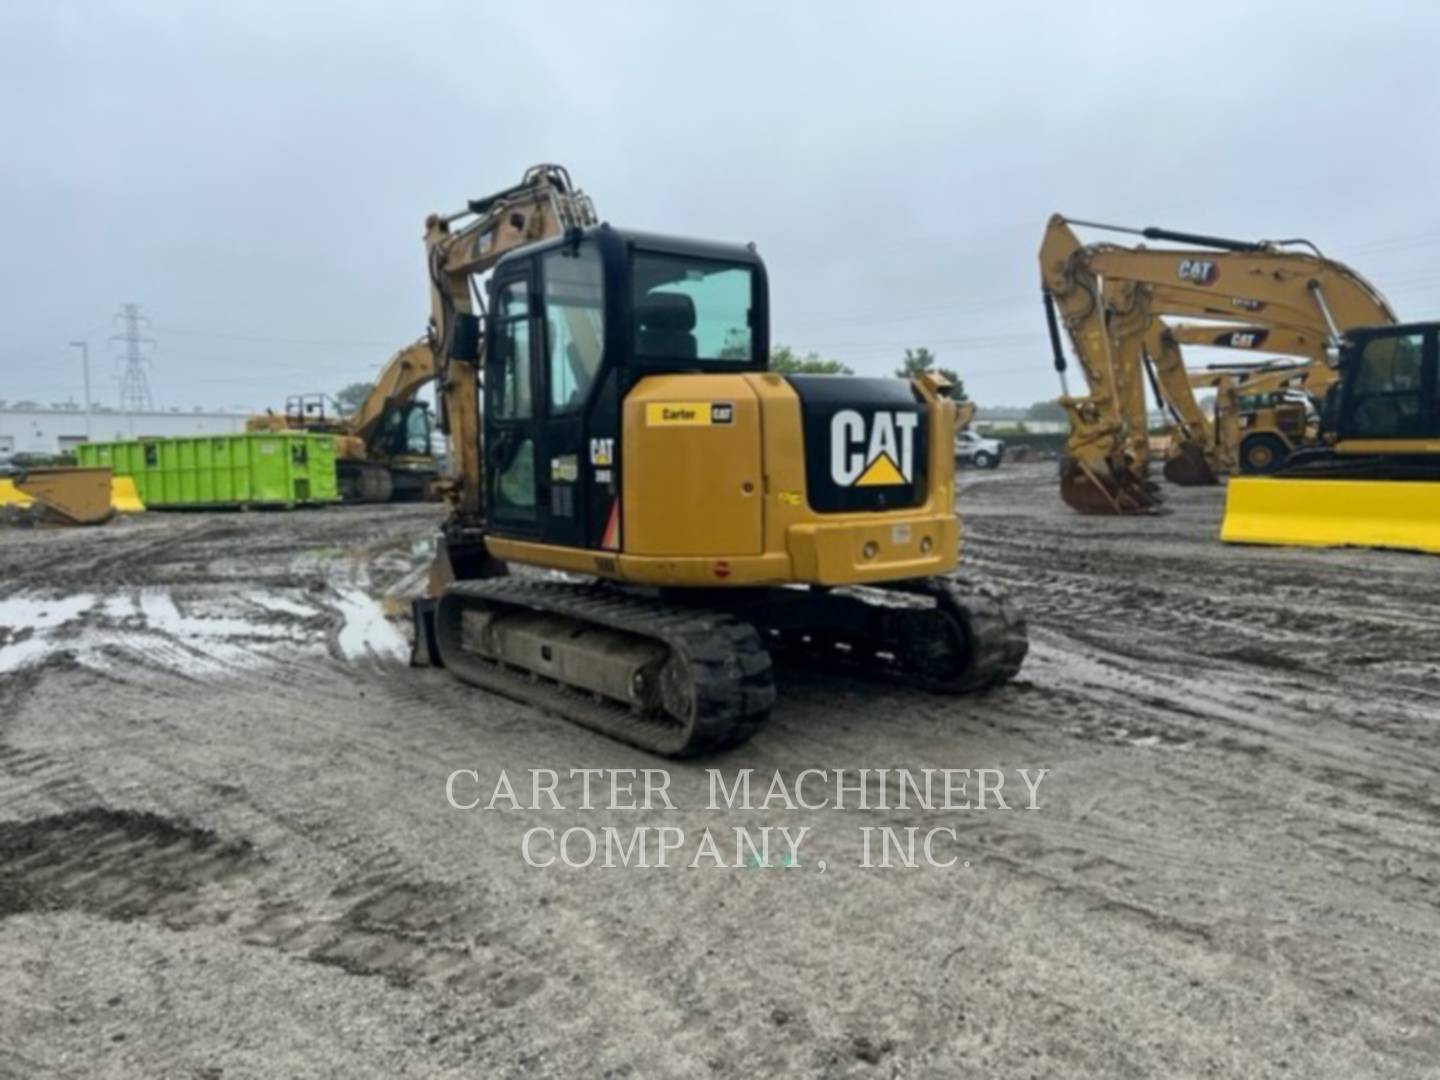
[{"xmin": 110, "ymin": 302, "xmax": 156, "ymax": 412}]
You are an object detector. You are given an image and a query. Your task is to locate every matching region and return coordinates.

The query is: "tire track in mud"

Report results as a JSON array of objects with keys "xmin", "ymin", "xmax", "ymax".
[
  {"xmin": 962, "ymin": 475, "xmax": 1440, "ymax": 785},
  {"xmin": 0, "ymin": 507, "xmax": 523, "ymax": 999},
  {"xmin": 0, "ymin": 809, "xmax": 256, "ymax": 923},
  {"xmin": 0, "ymin": 794, "xmax": 548, "ymax": 1007},
  {"xmin": 949, "ymin": 468, "xmax": 1440, "ymax": 1015}
]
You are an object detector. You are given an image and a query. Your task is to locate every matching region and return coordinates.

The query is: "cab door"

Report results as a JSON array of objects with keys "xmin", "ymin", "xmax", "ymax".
[
  {"xmin": 485, "ymin": 268, "xmax": 542, "ymax": 537},
  {"xmin": 533, "ymin": 244, "xmax": 607, "ymax": 550}
]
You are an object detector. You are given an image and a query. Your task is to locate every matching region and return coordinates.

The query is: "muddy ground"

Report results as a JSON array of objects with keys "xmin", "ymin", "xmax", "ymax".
[{"xmin": 0, "ymin": 462, "xmax": 1437, "ymax": 1079}]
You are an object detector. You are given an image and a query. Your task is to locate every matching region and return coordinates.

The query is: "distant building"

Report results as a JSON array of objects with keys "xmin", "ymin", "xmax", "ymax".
[{"xmin": 0, "ymin": 406, "xmax": 248, "ymax": 459}]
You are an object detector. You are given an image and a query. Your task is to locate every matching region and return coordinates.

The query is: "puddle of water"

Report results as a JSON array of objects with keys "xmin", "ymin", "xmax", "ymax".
[
  {"xmin": 0, "ymin": 594, "xmax": 96, "ymax": 673},
  {"xmin": 333, "ymin": 587, "xmax": 408, "ymax": 662}
]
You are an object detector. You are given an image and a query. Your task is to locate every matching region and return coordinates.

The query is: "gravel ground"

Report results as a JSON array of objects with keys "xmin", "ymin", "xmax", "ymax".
[{"xmin": 1, "ymin": 463, "xmax": 1437, "ymax": 1078}]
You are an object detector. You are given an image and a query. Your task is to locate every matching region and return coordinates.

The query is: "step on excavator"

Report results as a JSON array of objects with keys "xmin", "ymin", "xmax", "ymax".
[{"xmin": 409, "ymin": 165, "xmax": 1028, "ymax": 755}]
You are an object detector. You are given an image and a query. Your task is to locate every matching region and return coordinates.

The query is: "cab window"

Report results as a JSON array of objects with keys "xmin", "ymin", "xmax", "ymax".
[
  {"xmin": 632, "ymin": 252, "xmax": 755, "ymax": 363},
  {"xmin": 543, "ymin": 246, "xmax": 604, "ymax": 413},
  {"xmin": 403, "ymin": 404, "xmax": 431, "ymax": 455},
  {"xmin": 1347, "ymin": 332, "xmax": 1426, "ymax": 438},
  {"xmin": 492, "ymin": 279, "xmax": 533, "ymax": 420}
]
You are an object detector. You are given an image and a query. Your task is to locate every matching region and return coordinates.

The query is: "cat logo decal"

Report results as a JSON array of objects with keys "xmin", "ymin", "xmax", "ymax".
[{"xmin": 830, "ymin": 410, "xmax": 918, "ymax": 487}]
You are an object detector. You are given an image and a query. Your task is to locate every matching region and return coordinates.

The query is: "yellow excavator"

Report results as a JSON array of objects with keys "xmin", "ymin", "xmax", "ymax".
[
  {"xmin": 1040, "ymin": 215, "xmax": 1397, "ymax": 513},
  {"xmin": 249, "ymin": 340, "xmax": 438, "ymax": 503},
  {"xmin": 1176, "ymin": 346, "xmax": 1325, "ymax": 478},
  {"xmin": 1153, "ymin": 303, "xmax": 1361, "ymax": 476},
  {"xmin": 1183, "ymin": 352, "xmax": 1324, "ymax": 478},
  {"xmin": 408, "ymin": 164, "xmax": 1028, "ymax": 755}
]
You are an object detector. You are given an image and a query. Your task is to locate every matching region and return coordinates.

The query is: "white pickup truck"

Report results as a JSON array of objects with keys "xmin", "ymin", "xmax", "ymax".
[{"xmin": 954, "ymin": 430, "xmax": 1005, "ymax": 469}]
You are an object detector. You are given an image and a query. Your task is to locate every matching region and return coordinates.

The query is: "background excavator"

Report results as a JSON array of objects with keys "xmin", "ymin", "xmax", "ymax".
[
  {"xmin": 1040, "ymin": 215, "xmax": 1397, "ymax": 513},
  {"xmin": 1041, "ymin": 215, "xmax": 1439, "ymax": 552},
  {"xmin": 1173, "ymin": 330, "xmax": 1329, "ymax": 477},
  {"xmin": 248, "ymin": 340, "xmax": 439, "ymax": 503},
  {"xmin": 1156, "ymin": 322, "xmax": 1330, "ymax": 477},
  {"xmin": 1222, "ymin": 319, "xmax": 1440, "ymax": 553},
  {"xmin": 407, "ymin": 164, "xmax": 1028, "ymax": 755}
]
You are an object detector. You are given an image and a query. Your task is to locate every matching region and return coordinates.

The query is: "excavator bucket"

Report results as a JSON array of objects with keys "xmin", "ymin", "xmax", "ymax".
[
  {"xmin": 5, "ymin": 468, "xmax": 116, "ymax": 525},
  {"xmin": 1059, "ymin": 455, "xmax": 1166, "ymax": 515},
  {"xmin": 1162, "ymin": 441, "xmax": 1219, "ymax": 487},
  {"xmin": 1221, "ymin": 477, "xmax": 1440, "ymax": 555}
]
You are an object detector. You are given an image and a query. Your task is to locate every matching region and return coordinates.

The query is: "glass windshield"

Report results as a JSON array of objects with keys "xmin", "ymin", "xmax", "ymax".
[
  {"xmin": 403, "ymin": 404, "xmax": 431, "ymax": 455},
  {"xmin": 1347, "ymin": 332, "xmax": 1427, "ymax": 437},
  {"xmin": 544, "ymin": 246, "xmax": 605, "ymax": 413},
  {"xmin": 632, "ymin": 252, "xmax": 755, "ymax": 363}
]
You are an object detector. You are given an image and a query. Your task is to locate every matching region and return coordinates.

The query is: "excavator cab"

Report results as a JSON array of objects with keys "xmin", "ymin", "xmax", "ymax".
[
  {"xmin": 1330, "ymin": 324, "xmax": 1439, "ymax": 452},
  {"xmin": 373, "ymin": 400, "xmax": 434, "ymax": 459},
  {"xmin": 372, "ymin": 400, "xmax": 437, "ymax": 501},
  {"xmin": 476, "ymin": 225, "xmax": 769, "ymax": 556}
]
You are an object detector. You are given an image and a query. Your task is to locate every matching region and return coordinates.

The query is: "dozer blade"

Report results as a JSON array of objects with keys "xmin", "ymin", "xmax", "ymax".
[
  {"xmin": 110, "ymin": 476, "xmax": 146, "ymax": 513},
  {"xmin": 1162, "ymin": 441, "xmax": 1219, "ymax": 487},
  {"xmin": 1221, "ymin": 477, "xmax": 1440, "ymax": 555},
  {"xmin": 1060, "ymin": 455, "xmax": 1165, "ymax": 515},
  {"xmin": 12, "ymin": 468, "xmax": 115, "ymax": 525},
  {"xmin": 0, "ymin": 478, "xmax": 35, "ymax": 509}
]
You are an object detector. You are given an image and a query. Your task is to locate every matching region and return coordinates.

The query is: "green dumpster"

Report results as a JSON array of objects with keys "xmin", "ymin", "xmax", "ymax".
[{"xmin": 76, "ymin": 432, "xmax": 339, "ymax": 509}]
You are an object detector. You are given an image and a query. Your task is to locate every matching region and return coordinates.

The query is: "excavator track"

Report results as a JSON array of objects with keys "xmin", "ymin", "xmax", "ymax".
[
  {"xmin": 424, "ymin": 573, "xmax": 1026, "ymax": 757},
  {"xmin": 433, "ymin": 579, "xmax": 776, "ymax": 757},
  {"xmin": 878, "ymin": 573, "xmax": 1030, "ymax": 692},
  {"xmin": 739, "ymin": 573, "xmax": 1028, "ymax": 695}
]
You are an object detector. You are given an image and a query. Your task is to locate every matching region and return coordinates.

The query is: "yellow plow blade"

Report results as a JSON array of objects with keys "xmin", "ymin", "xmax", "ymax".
[
  {"xmin": 0, "ymin": 478, "xmax": 35, "ymax": 508},
  {"xmin": 1222, "ymin": 477, "xmax": 1440, "ymax": 555},
  {"xmin": 110, "ymin": 475, "xmax": 146, "ymax": 513}
]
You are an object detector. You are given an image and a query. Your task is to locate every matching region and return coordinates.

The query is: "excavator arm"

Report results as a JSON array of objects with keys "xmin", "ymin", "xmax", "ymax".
[
  {"xmin": 1040, "ymin": 216, "xmax": 1163, "ymax": 513},
  {"xmin": 345, "ymin": 340, "xmax": 435, "ymax": 447},
  {"xmin": 421, "ymin": 164, "xmax": 598, "ymax": 583},
  {"xmin": 1167, "ymin": 322, "xmax": 1328, "ymax": 363},
  {"xmin": 1073, "ymin": 234, "xmax": 1395, "ymax": 338}
]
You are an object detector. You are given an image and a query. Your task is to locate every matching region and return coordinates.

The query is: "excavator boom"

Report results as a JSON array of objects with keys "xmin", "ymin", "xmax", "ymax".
[{"xmin": 423, "ymin": 164, "xmax": 597, "ymax": 580}]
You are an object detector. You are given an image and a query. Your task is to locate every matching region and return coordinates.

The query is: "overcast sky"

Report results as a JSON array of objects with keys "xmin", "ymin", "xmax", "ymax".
[{"xmin": 3, "ymin": 1, "xmax": 1438, "ymax": 413}]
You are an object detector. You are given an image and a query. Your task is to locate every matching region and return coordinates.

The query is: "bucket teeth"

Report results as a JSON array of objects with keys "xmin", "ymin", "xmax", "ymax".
[
  {"xmin": 1059, "ymin": 455, "xmax": 1166, "ymax": 515},
  {"xmin": 1163, "ymin": 442, "xmax": 1220, "ymax": 487}
]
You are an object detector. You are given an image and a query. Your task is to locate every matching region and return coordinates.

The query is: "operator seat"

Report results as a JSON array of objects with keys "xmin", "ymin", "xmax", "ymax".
[{"xmin": 636, "ymin": 292, "xmax": 698, "ymax": 360}]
